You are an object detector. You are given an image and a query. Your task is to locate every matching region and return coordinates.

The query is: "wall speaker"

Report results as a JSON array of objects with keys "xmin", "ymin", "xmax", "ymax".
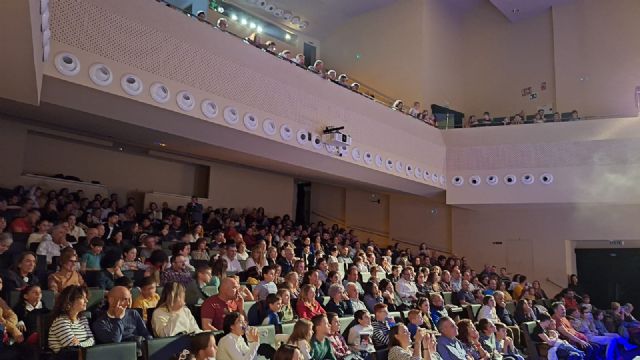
[{"xmin": 120, "ymin": 74, "xmax": 143, "ymax": 96}]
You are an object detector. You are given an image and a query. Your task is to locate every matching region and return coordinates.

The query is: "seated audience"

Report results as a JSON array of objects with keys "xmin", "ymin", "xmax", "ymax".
[
  {"xmin": 36, "ymin": 224, "xmax": 70, "ymax": 264},
  {"xmin": 513, "ymin": 299, "xmax": 537, "ymax": 324},
  {"xmin": 308, "ymin": 60, "xmax": 325, "ymax": 77},
  {"xmin": 407, "ymin": 101, "xmax": 421, "ymax": 117},
  {"xmin": 294, "ymin": 53, "xmax": 305, "ymax": 66},
  {"xmin": 13, "ymin": 284, "xmax": 49, "ymax": 343},
  {"xmin": 436, "ymin": 316, "xmax": 468, "ymax": 360},
  {"xmin": 417, "ymin": 297, "xmax": 437, "ymax": 332},
  {"xmin": 274, "ymin": 344, "xmax": 303, "ymax": 360},
  {"xmin": 217, "ymin": 312, "xmax": 260, "ymax": 360},
  {"xmin": 131, "ymin": 276, "xmax": 159, "ymax": 321},
  {"xmin": 364, "ymin": 282, "xmax": 383, "ymax": 312},
  {"xmin": 261, "ymin": 293, "xmax": 283, "ymax": 326},
  {"xmin": 181, "ymin": 331, "xmax": 218, "ymax": 360},
  {"xmin": 347, "ymin": 309, "xmax": 375, "ymax": 354},
  {"xmin": 201, "ymin": 277, "xmax": 245, "ymax": 331},
  {"xmin": 310, "ymin": 314, "xmax": 336, "ymax": 360},
  {"xmin": 288, "ymin": 319, "xmax": 314, "ymax": 360},
  {"xmin": 48, "ymin": 249, "xmax": 85, "ymax": 293},
  {"xmin": 345, "ymin": 282, "xmax": 367, "ymax": 312},
  {"xmin": 388, "ymin": 324, "xmax": 436, "ymax": 360},
  {"xmin": 252, "ymin": 265, "xmax": 277, "ymax": 301},
  {"xmin": 48, "ymin": 285, "xmax": 95, "ymax": 353},
  {"xmin": 531, "ymin": 312, "xmax": 585, "ymax": 360},
  {"xmin": 456, "ymin": 318, "xmax": 491, "ymax": 360},
  {"xmin": 221, "ymin": 244, "xmax": 243, "ymax": 274},
  {"xmin": 494, "ymin": 323, "xmax": 523, "ymax": 360},
  {"xmin": 392, "ymin": 100, "xmax": 405, "ymax": 112},
  {"xmin": 161, "ymin": 253, "xmax": 194, "ymax": 287},
  {"xmin": 80, "ymin": 237, "xmax": 104, "ymax": 271},
  {"xmin": 278, "ymin": 288, "xmax": 295, "ymax": 323},
  {"xmin": 396, "ymin": 267, "xmax": 419, "ymax": 305},
  {"xmin": 151, "ymin": 282, "xmax": 201, "ymax": 337},
  {"xmin": 121, "ymin": 243, "xmax": 148, "ymax": 271},
  {"xmin": 324, "ymin": 283, "xmax": 353, "ymax": 317},
  {"xmin": 372, "ymin": 303, "xmax": 393, "ymax": 349},
  {"xmin": 91, "ymin": 286, "xmax": 152, "ymax": 344},
  {"xmin": 477, "ymin": 295, "xmax": 499, "ymax": 322},
  {"xmin": 1, "ymin": 251, "xmax": 39, "ymax": 299},
  {"xmin": 326, "ymin": 312, "xmax": 355, "ymax": 360},
  {"xmin": 216, "ymin": 17, "xmax": 227, "ymax": 31},
  {"xmin": 430, "ymin": 293, "xmax": 449, "ymax": 325},
  {"xmin": 296, "ymin": 284, "xmax": 326, "ymax": 320},
  {"xmin": 96, "ymin": 250, "xmax": 124, "ymax": 290},
  {"xmin": 26, "ymin": 219, "xmax": 50, "ymax": 247}
]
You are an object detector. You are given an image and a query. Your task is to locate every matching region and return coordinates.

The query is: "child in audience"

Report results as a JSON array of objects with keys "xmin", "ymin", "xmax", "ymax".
[
  {"xmin": 406, "ymin": 309, "xmax": 424, "ymax": 339},
  {"xmin": 132, "ymin": 276, "xmax": 159, "ymax": 321},
  {"xmin": 253, "ymin": 265, "xmax": 278, "ymax": 301},
  {"xmin": 13, "ymin": 284, "xmax": 49, "ymax": 344},
  {"xmin": 495, "ymin": 322, "xmax": 524, "ymax": 360},
  {"xmin": 121, "ymin": 244, "xmax": 148, "ymax": 271},
  {"xmin": 347, "ymin": 309, "xmax": 376, "ymax": 354},
  {"xmin": 80, "ymin": 237, "xmax": 104, "ymax": 271},
  {"xmin": 287, "ymin": 319, "xmax": 314, "ymax": 360},
  {"xmin": 262, "ymin": 293, "xmax": 283, "ymax": 326},
  {"xmin": 277, "ymin": 288, "xmax": 295, "ymax": 323}
]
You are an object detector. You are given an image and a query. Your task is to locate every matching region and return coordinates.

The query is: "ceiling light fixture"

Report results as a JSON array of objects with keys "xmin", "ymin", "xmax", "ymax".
[
  {"xmin": 284, "ymin": 33, "xmax": 291, "ymax": 40},
  {"xmin": 231, "ymin": 14, "xmax": 238, "ymax": 21},
  {"xmin": 256, "ymin": 26, "xmax": 263, "ymax": 33},
  {"xmin": 249, "ymin": 22, "xmax": 256, "ymax": 29},
  {"xmin": 240, "ymin": 18, "xmax": 247, "ymax": 25}
]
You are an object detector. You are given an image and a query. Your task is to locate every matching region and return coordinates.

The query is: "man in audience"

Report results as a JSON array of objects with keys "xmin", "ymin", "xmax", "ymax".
[
  {"xmin": 294, "ymin": 53, "xmax": 305, "ymax": 66},
  {"xmin": 209, "ymin": 231, "xmax": 226, "ymax": 250},
  {"xmin": 201, "ymin": 277, "xmax": 245, "ymax": 331},
  {"xmin": 216, "ymin": 17, "xmax": 227, "ymax": 31},
  {"xmin": 456, "ymin": 280, "xmax": 476, "ymax": 306},
  {"xmin": 186, "ymin": 265, "xmax": 214, "ymax": 305},
  {"xmin": 483, "ymin": 279, "xmax": 498, "ymax": 296},
  {"xmin": 396, "ymin": 267, "xmax": 418, "ymax": 305},
  {"xmin": 36, "ymin": 224, "xmax": 71, "ymax": 264},
  {"xmin": 308, "ymin": 60, "xmax": 325, "ymax": 77},
  {"xmin": 346, "ymin": 282, "xmax": 367, "ymax": 312},
  {"xmin": 221, "ymin": 243, "xmax": 243, "ymax": 273},
  {"xmin": 277, "ymin": 246, "xmax": 296, "ymax": 275},
  {"xmin": 103, "ymin": 212, "xmax": 120, "ymax": 240},
  {"xmin": 436, "ymin": 317, "xmax": 467, "ymax": 360},
  {"xmin": 186, "ymin": 196, "xmax": 204, "ymax": 225},
  {"xmin": 551, "ymin": 302, "xmax": 591, "ymax": 349},
  {"xmin": 450, "ymin": 268, "xmax": 463, "ymax": 292},
  {"xmin": 493, "ymin": 291, "xmax": 521, "ymax": 345},
  {"xmin": 161, "ymin": 254, "xmax": 193, "ymax": 287},
  {"xmin": 92, "ymin": 286, "xmax": 152, "ymax": 345},
  {"xmin": 430, "ymin": 293, "xmax": 449, "ymax": 325}
]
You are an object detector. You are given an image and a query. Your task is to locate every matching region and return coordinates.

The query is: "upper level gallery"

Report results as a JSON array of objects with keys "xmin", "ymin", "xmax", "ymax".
[{"xmin": 1, "ymin": 0, "xmax": 639, "ymax": 206}]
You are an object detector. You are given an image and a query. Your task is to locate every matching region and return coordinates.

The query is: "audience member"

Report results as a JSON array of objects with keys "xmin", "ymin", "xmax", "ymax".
[
  {"xmin": 310, "ymin": 314, "xmax": 336, "ymax": 360},
  {"xmin": 297, "ymin": 284, "xmax": 326, "ymax": 320},
  {"xmin": 36, "ymin": 224, "xmax": 70, "ymax": 264},
  {"xmin": 221, "ymin": 244, "xmax": 243, "ymax": 274},
  {"xmin": 1, "ymin": 251, "xmax": 39, "ymax": 299},
  {"xmin": 13, "ymin": 284, "xmax": 49, "ymax": 342},
  {"xmin": 372, "ymin": 303, "xmax": 393, "ymax": 349},
  {"xmin": 325, "ymin": 283, "xmax": 353, "ymax": 317},
  {"xmin": 456, "ymin": 318, "xmax": 491, "ymax": 360},
  {"xmin": 48, "ymin": 249, "xmax": 85, "ymax": 293},
  {"xmin": 161, "ymin": 254, "xmax": 194, "ymax": 287},
  {"xmin": 132, "ymin": 276, "xmax": 159, "ymax": 321},
  {"xmin": 151, "ymin": 282, "xmax": 201, "ymax": 337},
  {"xmin": 217, "ymin": 312, "xmax": 260, "ymax": 360},
  {"xmin": 96, "ymin": 250, "xmax": 124, "ymax": 290},
  {"xmin": 48, "ymin": 285, "xmax": 94, "ymax": 353},
  {"xmin": 436, "ymin": 317, "xmax": 467, "ymax": 360},
  {"xmin": 201, "ymin": 277, "xmax": 245, "ymax": 331},
  {"xmin": 91, "ymin": 286, "xmax": 152, "ymax": 345}
]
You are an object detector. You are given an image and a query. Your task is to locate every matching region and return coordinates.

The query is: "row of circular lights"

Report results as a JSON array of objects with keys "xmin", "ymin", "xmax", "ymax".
[
  {"xmin": 245, "ymin": 0, "xmax": 309, "ymax": 29},
  {"xmin": 451, "ymin": 173, "xmax": 554, "ymax": 187},
  {"xmin": 53, "ymin": 52, "xmax": 446, "ymax": 187},
  {"xmin": 41, "ymin": 0, "xmax": 51, "ymax": 61}
]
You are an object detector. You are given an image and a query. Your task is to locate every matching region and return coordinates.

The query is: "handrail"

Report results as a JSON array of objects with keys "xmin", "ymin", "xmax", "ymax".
[
  {"xmin": 546, "ymin": 277, "xmax": 565, "ymax": 289},
  {"xmin": 392, "ymin": 237, "xmax": 454, "ymax": 257},
  {"xmin": 310, "ymin": 210, "xmax": 390, "ymax": 239}
]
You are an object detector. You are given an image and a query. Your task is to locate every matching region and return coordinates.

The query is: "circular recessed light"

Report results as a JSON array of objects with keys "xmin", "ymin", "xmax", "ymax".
[
  {"xmin": 262, "ymin": 118, "xmax": 277, "ymax": 135},
  {"xmin": 395, "ymin": 160, "xmax": 404, "ymax": 173},
  {"xmin": 504, "ymin": 174, "xmax": 517, "ymax": 185},
  {"xmin": 291, "ymin": 16, "xmax": 301, "ymax": 25},
  {"xmin": 54, "ymin": 52, "xmax": 80, "ymax": 76},
  {"xmin": 89, "ymin": 63, "xmax": 113, "ymax": 86},
  {"xmin": 311, "ymin": 134, "xmax": 322, "ymax": 149},
  {"xmin": 405, "ymin": 164, "xmax": 413, "ymax": 177},
  {"xmin": 452, "ymin": 176, "xmax": 464, "ymax": 186},
  {"xmin": 423, "ymin": 170, "xmax": 431, "ymax": 180},
  {"xmin": 120, "ymin": 74, "xmax": 143, "ymax": 96},
  {"xmin": 414, "ymin": 167, "xmax": 422, "ymax": 179},
  {"xmin": 469, "ymin": 175, "xmax": 482, "ymax": 186},
  {"xmin": 280, "ymin": 124, "xmax": 293, "ymax": 141},
  {"xmin": 486, "ymin": 175, "xmax": 499, "ymax": 186},
  {"xmin": 244, "ymin": 113, "xmax": 259, "ymax": 130},
  {"xmin": 386, "ymin": 159, "xmax": 394, "ymax": 171},
  {"xmin": 540, "ymin": 173, "xmax": 554, "ymax": 185},
  {"xmin": 296, "ymin": 129, "xmax": 310, "ymax": 145},
  {"xmin": 224, "ymin": 106, "xmax": 239, "ymax": 124},
  {"xmin": 150, "ymin": 82, "xmax": 170, "ymax": 103},
  {"xmin": 201, "ymin": 99, "xmax": 218, "ymax": 119},
  {"xmin": 176, "ymin": 91, "xmax": 195, "ymax": 111},
  {"xmin": 351, "ymin": 147, "xmax": 361, "ymax": 161},
  {"xmin": 521, "ymin": 173, "xmax": 535, "ymax": 185},
  {"xmin": 375, "ymin": 155, "xmax": 384, "ymax": 168},
  {"xmin": 364, "ymin": 152, "xmax": 373, "ymax": 165}
]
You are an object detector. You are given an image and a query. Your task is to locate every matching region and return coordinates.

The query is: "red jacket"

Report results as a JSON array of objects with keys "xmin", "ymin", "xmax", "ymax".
[{"xmin": 296, "ymin": 299, "xmax": 326, "ymax": 320}]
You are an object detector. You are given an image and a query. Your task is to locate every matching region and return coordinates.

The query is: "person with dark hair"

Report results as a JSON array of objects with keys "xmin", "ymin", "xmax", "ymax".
[
  {"xmin": 96, "ymin": 250, "xmax": 124, "ymax": 290},
  {"xmin": 221, "ymin": 244, "xmax": 243, "ymax": 274},
  {"xmin": 274, "ymin": 344, "xmax": 302, "ymax": 360},
  {"xmin": 103, "ymin": 212, "xmax": 120, "ymax": 240},
  {"xmin": 531, "ymin": 312, "xmax": 586, "ymax": 360},
  {"xmin": 147, "ymin": 249, "xmax": 169, "ymax": 286},
  {"xmin": 347, "ymin": 309, "xmax": 375, "ymax": 354},
  {"xmin": 48, "ymin": 285, "xmax": 94, "ymax": 353},
  {"xmin": 161, "ymin": 253, "xmax": 193, "ymax": 287},
  {"xmin": 132, "ymin": 276, "xmax": 159, "ymax": 321},
  {"xmin": 13, "ymin": 284, "xmax": 49, "ymax": 342},
  {"xmin": 48, "ymin": 249, "xmax": 85, "ymax": 293},
  {"xmin": 513, "ymin": 299, "xmax": 536, "ymax": 324},
  {"xmin": 456, "ymin": 318, "xmax": 490, "ymax": 360},
  {"xmin": 512, "ymin": 275, "xmax": 527, "ymax": 300},
  {"xmin": 252, "ymin": 265, "xmax": 277, "ymax": 301},
  {"xmin": 310, "ymin": 314, "xmax": 336, "ymax": 360},
  {"xmin": 182, "ymin": 331, "xmax": 218, "ymax": 360},
  {"xmin": 80, "ymin": 237, "xmax": 104, "ymax": 271},
  {"xmin": 1, "ymin": 251, "xmax": 39, "ymax": 299},
  {"xmin": 91, "ymin": 286, "xmax": 152, "ymax": 345},
  {"xmin": 217, "ymin": 312, "xmax": 260, "ymax": 360}
]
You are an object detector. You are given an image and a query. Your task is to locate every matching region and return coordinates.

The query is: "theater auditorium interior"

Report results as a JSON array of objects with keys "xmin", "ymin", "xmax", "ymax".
[{"xmin": 0, "ymin": 0, "xmax": 639, "ymax": 359}]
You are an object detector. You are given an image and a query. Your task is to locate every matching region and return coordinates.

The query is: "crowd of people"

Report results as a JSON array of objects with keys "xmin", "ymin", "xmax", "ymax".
[
  {"xmin": 0, "ymin": 184, "xmax": 638, "ymax": 360},
  {"xmin": 465, "ymin": 110, "xmax": 582, "ymax": 128}
]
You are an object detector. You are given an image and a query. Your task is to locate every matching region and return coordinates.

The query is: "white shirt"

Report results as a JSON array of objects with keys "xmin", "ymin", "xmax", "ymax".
[
  {"xmin": 396, "ymin": 278, "xmax": 418, "ymax": 300},
  {"xmin": 36, "ymin": 238, "xmax": 71, "ymax": 264},
  {"xmin": 151, "ymin": 306, "xmax": 201, "ymax": 337},
  {"xmin": 217, "ymin": 333, "xmax": 259, "ymax": 360},
  {"xmin": 477, "ymin": 305, "xmax": 499, "ymax": 322},
  {"xmin": 221, "ymin": 255, "xmax": 243, "ymax": 273}
]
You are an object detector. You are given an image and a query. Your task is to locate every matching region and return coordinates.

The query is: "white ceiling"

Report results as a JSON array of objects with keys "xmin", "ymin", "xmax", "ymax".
[
  {"xmin": 227, "ymin": 0, "xmax": 397, "ymax": 39},
  {"xmin": 489, "ymin": 0, "xmax": 573, "ymax": 21}
]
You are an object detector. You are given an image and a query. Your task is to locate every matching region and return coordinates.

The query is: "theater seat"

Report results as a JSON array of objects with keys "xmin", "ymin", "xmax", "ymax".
[
  {"xmin": 280, "ymin": 322, "xmax": 295, "ymax": 335},
  {"xmin": 339, "ymin": 317, "xmax": 353, "ymax": 333},
  {"xmin": 520, "ymin": 321, "xmax": 548, "ymax": 360},
  {"xmin": 361, "ymin": 272, "xmax": 371, "ymax": 283},
  {"xmin": 255, "ymin": 325, "xmax": 276, "ymax": 360},
  {"xmin": 145, "ymin": 334, "xmax": 191, "ymax": 360},
  {"xmin": 83, "ymin": 341, "xmax": 137, "ymax": 360},
  {"xmin": 244, "ymin": 300, "xmax": 256, "ymax": 314}
]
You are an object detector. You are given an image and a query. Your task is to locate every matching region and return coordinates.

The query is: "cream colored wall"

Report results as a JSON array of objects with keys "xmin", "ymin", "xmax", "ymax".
[
  {"xmin": 461, "ymin": 2, "xmax": 556, "ymax": 117},
  {"xmin": 23, "ymin": 133, "xmax": 207, "ymax": 200},
  {"xmin": 452, "ymin": 204, "xmax": 640, "ymax": 295},
  {"xmin": 389, "ymin": 193, "xmax": 451, "ymax": 253},
  {"xmin": 553, "ymin": 0, "xmax": 640, "ymax": 118},
  {"xmin": 208, "ymin": 162, "xmax": 295, "ymax": 216},
  {"xmin": 0, "ymin": 116, "xmax": 27, "ymax": 187}
]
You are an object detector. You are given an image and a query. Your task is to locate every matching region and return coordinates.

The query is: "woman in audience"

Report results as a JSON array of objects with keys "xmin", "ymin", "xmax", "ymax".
[
  {"xmin": 13, "ymin": 284, "xmax": 49, "ymax": 343},
  {"xmin": 325, "ymin": 284, "xmax": 353, "ymax": 318},
  {"xmin": 513, "ymin": 299, "xmax": 537, "ymax": 324},
  {"xmin": 297, "ymin": 284, "xmax": 326, "ymax": 320},
  {"xmin": 267, "ymin": 246, "xmax": 279, "ymax": 266},
  {"xmin": 191, "ymin": 224, "xmax": 205, "ymax": 241},
  {"xmin": 190, "ymin": 238, "xmax": 210, "ymax": 261},
  {"xmin": 2, "ymin": 251, "xmax": 39, "ymax": 298},
  {"xmin": 245, "ymin": 245, "xmax": 267, "ymax": 270},
  {"xmin": 146, "ymin": 202, "xmax": 163, "ymax": 223},
  {"xmin": 146, "ymin": 249, "xmax": 169, "ymax": 286},
  {"xmin": 26, "ymin": 219, "xmax": 50, "ymax": 247},
  {"xmin": 287, "ymin": 319, "xmax": 314, "ymax": 360},
  {"xmin": 48, "ymin": 285, "xmax": 95, "ymax": 353},
  {"xmin": 151, "ymin": 281, "xmax": 201, "ymax": 337},
  {"xmin": 217, "ymin": 312, "xmax": 260, "ymax": 360},
  {"xmin": 498, "ymin": 281, "xmax": 513, "ymax": 302},
  {"xmin": 378, "ymin": 279, "xmax": 404, "ymax": 312},
  {"xmin": 457, "ymin": 318, "xmax": 491, "ymax": 360},
  {"xmin": 274, "ymin": 344, "xmax": 303, "ymax": 360},
  {"xmin": 208, "ymin": 258, "xmax": 228, "ymax": 293},
  {"xmin": 388, "ymin": 324, "xmax": 436, "ymax": 360},
  {"xmin": 326, "ymin": 312, "xmax": 356, "ymax": 360},
  {"xmin": 184, "ymin": 331, "xmax": 218, "ymax": 360},
  {"xmin": 48, "ymin": 249, "xmax": 85, "ymax": 294},
  {"xmin": 440, "ymin": 270, "xmax": 452, "ymax": 292},
  {"xmin": 284, "ymin": 272, "xmax": 301, "ymax": 300},
  {"xmin": 391, "ymin": 100, "xmax": 405, "ymax": 112},
  {"xmin": 532, "ymin": 313, "xmax": 585, "ymax": 360},
  {"xmin": 236, "ymin": 241, "xmax": 249, "ymax": 261},
  {"xmin": 364, "ymin": 282, "xmax": 383, "ymax": 313},
  {"xmin": 426, "ymin": 272, "xmax": 442, "ymax": 293},
  {"xmin": 532, "ymin": 280, "xmax": 548, "ymax": 300}
]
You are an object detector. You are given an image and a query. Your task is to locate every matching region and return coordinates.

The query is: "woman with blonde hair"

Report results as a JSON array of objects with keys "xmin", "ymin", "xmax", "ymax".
[
  {"xmin": 287, "ymin": 319, "xmax": 314, "ymax": 360},
  {"xmin": 296, "ymin": 284, "xmax": 326, "ymax": 320},
  {"xmin": 151, "ymin": 281, "xmax": 201, "ymax": 337}
]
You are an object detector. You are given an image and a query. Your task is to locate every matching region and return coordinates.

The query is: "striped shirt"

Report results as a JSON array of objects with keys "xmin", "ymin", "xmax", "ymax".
[{"xmin": 48, "ymin": 315, "xmax": 95, "ymax": 353}]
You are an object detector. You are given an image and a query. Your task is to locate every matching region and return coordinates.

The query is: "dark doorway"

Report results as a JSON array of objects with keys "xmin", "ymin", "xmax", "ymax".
[
  {"xmin": 303, "ymin": 42, "xmax": 316, "ymax": 68},
  {"xmin": 295, "ymin": 182, "xmax": 311, "ymax": 226},
  {"xmin": 575, "ymin": 248, "xmax": 640, "ymax": 316},
  {"xmin": 431, "ymin": 104, "xmax": 464, "ymax": 129}
]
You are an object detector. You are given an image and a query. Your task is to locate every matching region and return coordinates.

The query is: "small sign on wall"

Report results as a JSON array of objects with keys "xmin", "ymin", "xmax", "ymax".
[
  {"xmin": 529, "ymin": 92, "xmax": 538, "ymax": 100},
  {"xmin": 541, "ymin": 81, "xmax": 547, "ymax": 91},
  {"xmin": 521, "ymin": 87, "xmax": 532, "ymax": 97}
]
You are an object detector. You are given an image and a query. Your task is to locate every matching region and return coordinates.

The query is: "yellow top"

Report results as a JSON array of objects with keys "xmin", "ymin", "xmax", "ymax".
[{"xmin": 132, "ymin": 293, "xmax": 160, "ymax": 321}]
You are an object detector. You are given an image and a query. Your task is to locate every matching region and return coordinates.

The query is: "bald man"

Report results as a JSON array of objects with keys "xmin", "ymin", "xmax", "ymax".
[
  {"xmin": 92, "ymin": 286, "xmax": 152, "ymax": 345},
  {"xmin": 200, "ymin": 277, "xmax": 245, "ymax": 331}
]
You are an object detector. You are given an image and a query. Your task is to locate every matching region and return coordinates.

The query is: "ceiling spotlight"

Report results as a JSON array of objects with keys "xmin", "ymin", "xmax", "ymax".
[
  {"xmin": 299, "ymin": 21, "xmax": 309, "ymax": 29},
  {"xmin": 512, "ymin": 8, "xmax": 520, "ymax": 14},
  {"xmin": 217, "ymin": 6, "xmax": 224, "ymax": 13},
  {"xmin": 231, "ymin": 14, "xmax": 238, "ymax": 21},
  {"xmin": 273, "ymin": 8, "xmax": 284, "ymax": 17},
  {"xmin": 249, "ymin": 22, "xmax": 256, "ymax": 29},
  {"xmin": 291, "ymin": 16, "xmax": 301, "ymax": 25},
  {"xmin": 256, "ymin": 26, "xmax": 263, "ymax": 33},
  {"xmin": 284, "ymin": 33, "xmax": 291, "ymax": 40},
  {"xmin": 240, "ymin": 18, "xmax": 247, "ymax": 25},
  {"xmin": 282, "ymin": 12, "xmax": 292, "ymax": 21}
]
